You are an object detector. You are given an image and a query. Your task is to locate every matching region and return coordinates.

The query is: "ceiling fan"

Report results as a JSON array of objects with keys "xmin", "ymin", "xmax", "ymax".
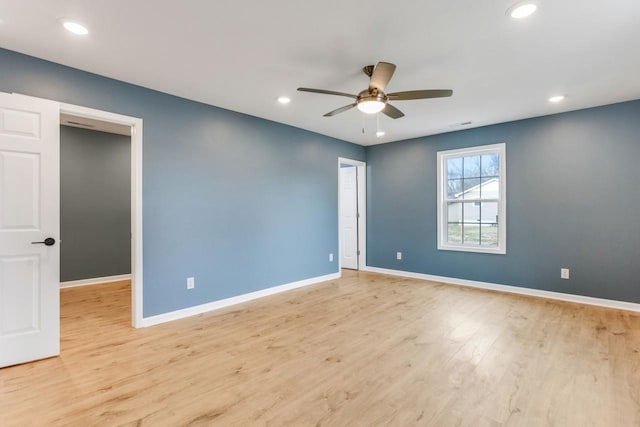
[{"xmin": 298, "ymin": 62, "xmax": 453, "ymax": 119}]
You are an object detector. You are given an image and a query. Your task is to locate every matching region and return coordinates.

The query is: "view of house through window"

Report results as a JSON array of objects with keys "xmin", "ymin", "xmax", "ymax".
[{"xmin": 437, "ymin": 143, "xmax": 506, "ymax": 254}]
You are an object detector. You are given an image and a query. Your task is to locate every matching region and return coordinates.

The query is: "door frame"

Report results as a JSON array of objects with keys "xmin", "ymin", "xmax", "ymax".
[
  {"xmin": 338, "ymin": 157, "xmax": 366, "ymax": 270},
  {"xmin": 59, "ymin": 102, "xmax": 143, "ymax": 328}
]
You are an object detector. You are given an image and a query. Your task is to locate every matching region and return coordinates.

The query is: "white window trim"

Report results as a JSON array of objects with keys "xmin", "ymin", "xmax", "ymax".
[{"xmin": 437, "ymin": 143, "xmax": 506, "ymax": 255}]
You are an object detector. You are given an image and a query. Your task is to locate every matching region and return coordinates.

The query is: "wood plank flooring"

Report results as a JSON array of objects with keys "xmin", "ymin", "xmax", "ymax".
[{"xmin": 1, "ymin": 270, "xmax": 639, "ymax": 426}]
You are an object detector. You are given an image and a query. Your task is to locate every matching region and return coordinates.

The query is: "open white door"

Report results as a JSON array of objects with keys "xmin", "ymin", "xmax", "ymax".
[
  {"xmin": 340, "ymin": 166, "xmax": 358, "ymax": 269},
  {"xmin": 0, "ymin": 93, "xmax": 60, "ymax": 367}
]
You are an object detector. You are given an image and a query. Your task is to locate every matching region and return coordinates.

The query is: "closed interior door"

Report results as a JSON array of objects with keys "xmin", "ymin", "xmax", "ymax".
[
  {"xmin": 340, "ymin": 165, "xmax": 358, "ymax": 269},
  {"xmin": 0, "ymin": 93, "xmax": 60, "ymax": 367}
]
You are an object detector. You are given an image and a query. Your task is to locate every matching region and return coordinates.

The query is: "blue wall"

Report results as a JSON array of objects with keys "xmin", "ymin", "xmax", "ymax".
[
  {"xmin": 0, "ymin": 48, "xmax": 365, "ymax": 317},
  {"xmin": 366, "ymin": 100, "xmax": 640, "ymax": 303},
  {"xmin": 3, "ymin": 47, "xmax": 638, "ymax": 312}
]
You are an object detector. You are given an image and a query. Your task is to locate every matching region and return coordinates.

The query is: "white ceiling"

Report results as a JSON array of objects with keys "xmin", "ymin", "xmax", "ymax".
[{"xmin": 1, "ymin": 1, "xmax": 639, "ymax": 146}]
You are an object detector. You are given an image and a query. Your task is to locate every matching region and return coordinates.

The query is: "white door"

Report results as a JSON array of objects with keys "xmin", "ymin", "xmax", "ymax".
[
  {"xmin": 0, "ymin": 93, "xmax": 60, "ymax": 367},
  {"xmin": 340, "ymin": 166, "xmax": 358, "ymax": 269}
]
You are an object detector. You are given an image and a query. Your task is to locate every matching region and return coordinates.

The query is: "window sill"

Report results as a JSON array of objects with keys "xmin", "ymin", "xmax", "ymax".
[{"xmin": 437, "ymin": 244, "xmax": 506, "ymax": 255}]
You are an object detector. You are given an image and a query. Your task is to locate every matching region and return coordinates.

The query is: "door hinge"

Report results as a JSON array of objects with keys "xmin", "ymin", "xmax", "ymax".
[
  {"xmin": 357, "ymin": 250, "xmax": 361, "ymax": 255},
  {"xmin": 356, "ymin": 212, "xmax": 360, "ymax": 219}
]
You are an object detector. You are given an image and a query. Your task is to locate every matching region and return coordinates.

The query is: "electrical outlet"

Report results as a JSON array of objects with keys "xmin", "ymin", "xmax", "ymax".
[
  {"xmin": 396, "ymin": 251, "xmax": 402, "ymax": 260},
  {"xmin": 329, "ymin": 253, "xmax": 334, "ymax": 262},
  {"xmin": 561, "ymin": 268, "xmax": 570, "ymax": 280},
  {"xmin": 187, "ymin": 277, "xmax": 195, "ymax": 289}
]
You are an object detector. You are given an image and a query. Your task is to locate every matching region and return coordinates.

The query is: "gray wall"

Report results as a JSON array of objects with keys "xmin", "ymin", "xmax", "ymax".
[
  {"xmin": 366, "ymin": 100, "xmax": 640, "ymax": 303},
  {"xmin": 0, "ymin": 48, "xmax": 365, "ymax": 317},
  {"xmin": 60, "ymin": 126, "xmax": 131, "ymax": 282}
]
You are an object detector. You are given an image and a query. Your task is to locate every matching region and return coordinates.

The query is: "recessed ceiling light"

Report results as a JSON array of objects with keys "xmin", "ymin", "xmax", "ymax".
[
  {"xmin": 549, "ymin": 95, "xmax": 566, "ymax": 103},
  {"xmin": 277, "ymin": 96, "xmax": 291, "ymax": 104},
  {"xmin": 507, "ymin": 2, "xmax": 538, "ymax": 19},
  {"xmin": 376, "ymin": 131, "xmax": 385, "ymax": 138},
  {"xmin": 61, "ymin": 20, "xmax": 89, "ymax": 35}
]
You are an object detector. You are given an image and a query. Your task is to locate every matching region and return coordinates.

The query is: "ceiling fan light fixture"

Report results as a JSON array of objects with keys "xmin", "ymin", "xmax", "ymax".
[{"xmin": 357, "ymin": 100, "xmax": 385, "ymax": 114}]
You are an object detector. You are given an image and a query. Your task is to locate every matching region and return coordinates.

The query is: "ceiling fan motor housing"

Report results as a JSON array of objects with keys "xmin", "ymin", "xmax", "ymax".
[{"xmin": 357, "ymin": 89, "xmax": 387, "ymax": 105}]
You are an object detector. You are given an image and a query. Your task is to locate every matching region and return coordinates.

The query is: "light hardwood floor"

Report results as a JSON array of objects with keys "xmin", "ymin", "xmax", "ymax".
[{"xmin": 1, "ymin": 270, "xmax": 639, "ymax": 426}]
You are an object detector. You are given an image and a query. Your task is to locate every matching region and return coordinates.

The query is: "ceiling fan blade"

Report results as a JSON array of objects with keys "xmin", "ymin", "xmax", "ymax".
[
  {"xmin": 369, "ymin": 62, "xmax": 396, "ymax": 92},
  {"xmin": 381, "ymin": 103, "xmax": 405, "ymax": 119},
  {"xmin": 297, "ymin": 88, "xmax": 357, "ymax": 99},
  {"xmin": 387, "ymin": 89, "xmax": 453, "ymax": 100},
  {"xmin": 323, "ymin": 103, "xmax": 357, "ymax": 117}
]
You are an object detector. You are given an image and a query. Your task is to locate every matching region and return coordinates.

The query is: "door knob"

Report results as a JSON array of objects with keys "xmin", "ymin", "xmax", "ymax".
[{"xmin": 31, "ymin": 238, "xmax": 56, "ymax": 246}]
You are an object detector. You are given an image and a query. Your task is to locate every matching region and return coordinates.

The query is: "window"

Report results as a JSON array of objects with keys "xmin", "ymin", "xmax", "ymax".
[{"xmin": 437, "ymin": 143, "xmax": 506, "ymax": 254}]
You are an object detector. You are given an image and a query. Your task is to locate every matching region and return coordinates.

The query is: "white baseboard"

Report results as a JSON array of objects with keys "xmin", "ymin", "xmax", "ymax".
[
  {"xmin": 362, "ymin": 266, "xmax": 640, "ymax": 313},
  {"xmin": 60, "ymin": 274, "xmax": 132, "ymax": 288},
  {"xmin": 140, "ymin": 271, "xmax": 341, "ymax": 327}
]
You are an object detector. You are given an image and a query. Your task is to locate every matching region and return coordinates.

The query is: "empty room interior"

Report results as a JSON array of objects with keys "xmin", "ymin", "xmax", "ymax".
[{"xmin": 1, "ymin": 1, "xmax": 639, "ymax": 426}]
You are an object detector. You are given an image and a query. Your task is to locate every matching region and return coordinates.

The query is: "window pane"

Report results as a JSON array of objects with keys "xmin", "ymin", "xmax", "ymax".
[
  {"xmin": 447, "ymin": 223, "xmax": 462, "ymax": 243},
  {"xmin": 447, "ymin": 179, "xmax": 463, "ymax": 199},
  {"xmin": 463, "ymin": 201, "xmax": 480, "ymax": 223},
  {"xmin": 480, "ymin": 177, "xmax": 499, "ymax": 199},
  {"xmin": 462, "ymin": 223, "xmax": 480, "ymax": 245},
  {"xmin": 462, "ymin": 178, "xmax": 480, "ymax": 199},
  {"xmin": 447, "ymin": 202, "xmax": 462, "ymax": 223},
  {"xmin": 480, "ymin": 224, "xmax": 499, "ymax": 247},
  {"xmin": 463, "ymin": 156, "xmax": 481, "ymax": 178},
  {"xmin": 438, "ymin": 144, "xmax": 505, "ymax": 253},
  {"xmin": 447, "ymin": 158, "xmax": 463, "ymax": 179},
  {"xmin": 480, "ymin": 202, "xmax": 499, "ymax": 223},
  {"xmin": 481, "ymin": 153, "xmax": 499, "ymax": 177}
]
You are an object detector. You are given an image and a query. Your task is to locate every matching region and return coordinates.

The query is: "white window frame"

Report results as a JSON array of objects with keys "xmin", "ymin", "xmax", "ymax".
[{"xmin": 437, "ymin": 143, "xmax": 506, "ymax": 254}]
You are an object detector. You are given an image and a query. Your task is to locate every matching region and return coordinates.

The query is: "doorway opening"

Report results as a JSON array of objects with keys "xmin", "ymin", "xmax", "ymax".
[
  {"xmin": 0, "ymin": 93, "xmax": 143, "ymax": 368},
  {"xmin": 59, "ymin": 103, "xmax": 143, "ymax": 328},
  {"xmin": 338, "ymin": 158, "xmax": 366, "ymax": 270}
]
